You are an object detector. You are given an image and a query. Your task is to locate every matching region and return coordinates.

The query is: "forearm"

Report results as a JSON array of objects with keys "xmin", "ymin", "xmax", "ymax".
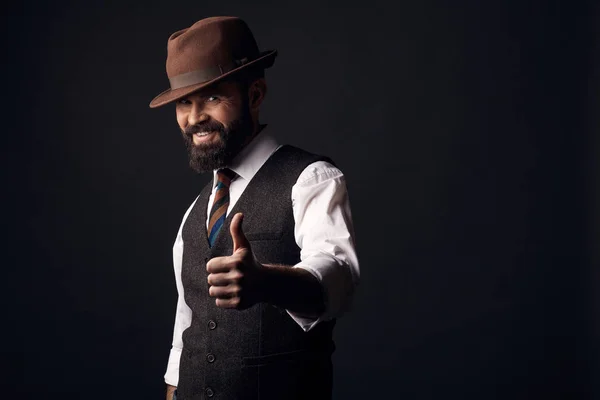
[
  {"xmin": 166, "ymin": 385, "xmax": 176, "ymax": 400},
  {"xmin": 259, "ymin": 264, "xmax": 325, "ymax": 317}
]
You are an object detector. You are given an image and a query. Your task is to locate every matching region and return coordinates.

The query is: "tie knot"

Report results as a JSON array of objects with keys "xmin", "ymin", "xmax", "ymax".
[{"xmin": 216, "ymin": 168, "xmax": 236, "ymax": 188}]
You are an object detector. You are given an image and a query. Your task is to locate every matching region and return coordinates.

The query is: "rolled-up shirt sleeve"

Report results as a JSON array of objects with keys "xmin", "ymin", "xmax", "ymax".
[
  {"xmin": 288, "ymin": 161, "xmax": 360, "ymax": 332},
  {"xmin": 164, "ymin": 198, "xmax": 197, "ymax": 386}
]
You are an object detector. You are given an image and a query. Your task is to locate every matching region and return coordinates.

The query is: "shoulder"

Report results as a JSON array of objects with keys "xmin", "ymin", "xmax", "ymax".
[
  {"xmin": 273, "ymin": 145, "xmax": 332, "ymax": 165},
  {"xmin": 297, "ymin": 160, "xmax": 344, "ymax": 187},
  {"xmin": 272, "ymin": 145, "xmax": 342, "ymax": 185}
]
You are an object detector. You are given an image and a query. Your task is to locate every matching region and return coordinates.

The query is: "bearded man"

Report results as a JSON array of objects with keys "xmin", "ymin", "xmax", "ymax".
[{"xmin": 149, "ymin": 16, "xmax": 360, "ymax": 400}]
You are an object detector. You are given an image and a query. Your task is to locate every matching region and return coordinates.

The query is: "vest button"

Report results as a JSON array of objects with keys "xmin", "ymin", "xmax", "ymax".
[
  {"xmin": 207, "ymin": 353, "xmax": 216, "ymax": 363},
  {"xmin": 205, "ymin": 387, "xmax": 214, "ymax": 397},
  {"xmin": 208, "ymin": 320, "xmax": 217, "ymax": 330}
]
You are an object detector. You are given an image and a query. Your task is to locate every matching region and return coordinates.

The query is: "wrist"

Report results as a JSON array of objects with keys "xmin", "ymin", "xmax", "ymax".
[{"xmin": 255, "ymin": 263, "xmax": 272, "ymax": 304}]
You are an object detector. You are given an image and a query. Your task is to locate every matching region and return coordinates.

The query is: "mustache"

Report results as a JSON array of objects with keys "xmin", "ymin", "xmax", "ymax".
[{"xmin": 183, "ymin": 121, "xmax": 226, "ymax": 136}]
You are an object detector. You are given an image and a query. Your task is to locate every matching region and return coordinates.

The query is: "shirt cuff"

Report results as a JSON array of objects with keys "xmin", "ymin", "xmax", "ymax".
[
  {"xmin": 164, "ymin": 347, "xmax": 182, "ymax": 387},
  {"xmin": 287, "ymin": 256, "xmax": 351, "ymax": 332}
]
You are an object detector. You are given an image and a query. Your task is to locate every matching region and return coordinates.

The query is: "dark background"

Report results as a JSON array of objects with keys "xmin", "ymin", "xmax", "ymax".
[{"xmin": 3, "ymin": 1, "xmax": 597, "ymax": 399}]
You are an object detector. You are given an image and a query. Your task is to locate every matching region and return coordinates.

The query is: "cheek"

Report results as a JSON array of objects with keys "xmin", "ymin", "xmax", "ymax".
[
  {"xmin": 213, "ymin": 106, "xmax": 240, "ymax": 128},
  {"xmin": 175, "ymin": 110, "xmax": 187, "ymax": 130}
]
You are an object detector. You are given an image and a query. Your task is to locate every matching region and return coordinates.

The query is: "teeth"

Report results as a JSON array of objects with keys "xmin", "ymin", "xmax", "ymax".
[{"xmin": 195, "ymin": 132, "xmax": 210, "ymax": 137}]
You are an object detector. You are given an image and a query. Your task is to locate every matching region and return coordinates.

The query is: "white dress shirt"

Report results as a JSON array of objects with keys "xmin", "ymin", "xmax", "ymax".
[{"xmin": 164, "ymin": 127, "xmax": 360, "ymax": 386}]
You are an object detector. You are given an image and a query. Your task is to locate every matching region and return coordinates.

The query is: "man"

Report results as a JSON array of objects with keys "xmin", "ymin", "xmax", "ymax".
[{"xmin": 149, "ymin": 16, "xmax": 359, "ymax": 400}]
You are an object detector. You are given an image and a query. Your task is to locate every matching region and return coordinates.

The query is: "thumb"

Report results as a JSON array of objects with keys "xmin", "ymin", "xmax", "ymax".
[{"xmin": 230, "ymin": 212, "xmax": 251, "ymax": 253}]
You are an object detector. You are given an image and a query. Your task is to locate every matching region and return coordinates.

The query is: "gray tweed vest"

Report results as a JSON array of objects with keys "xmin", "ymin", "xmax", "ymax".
[{"xmin": 177, "ymin": 145, "xmax": 336, "ymax": 400}]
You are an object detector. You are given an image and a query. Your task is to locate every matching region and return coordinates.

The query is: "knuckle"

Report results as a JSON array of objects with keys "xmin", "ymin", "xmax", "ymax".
[
  {"xmin": 230, "ymin": 271, "xmax": 243, "ymax": 283},
  {"xmin": 230, "ymin": 285, "xmax": 241, "ymax": 298}
]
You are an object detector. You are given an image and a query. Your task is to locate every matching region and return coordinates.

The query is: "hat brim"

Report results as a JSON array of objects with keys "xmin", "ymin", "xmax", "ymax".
[{"xmin": 149, "ymin": 49, "xmax": 278, "ymax": 108}]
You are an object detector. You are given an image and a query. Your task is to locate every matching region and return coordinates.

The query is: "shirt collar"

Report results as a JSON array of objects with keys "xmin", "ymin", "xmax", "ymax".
[{"xmin": 212, "ymin": 125, "xmax": 280, "ymax": 187}]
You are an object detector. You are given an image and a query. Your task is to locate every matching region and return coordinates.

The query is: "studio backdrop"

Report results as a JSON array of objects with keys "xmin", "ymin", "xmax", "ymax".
[{"xmin": 3, "ymin": 1, "xmax": 596, "ymax": 399}]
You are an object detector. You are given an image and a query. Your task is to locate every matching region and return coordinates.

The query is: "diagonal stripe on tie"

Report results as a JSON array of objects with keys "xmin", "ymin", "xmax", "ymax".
[
  {"xmin": 207, "ymin": 168, "xmax": 236, "ymax": 247},
  {"xmin": 209, "ymin": 194, "xmax": 230, "ymax": 221},
  {"xmin": 208, "ymin": 213, "xmax": 227, "ymax": 245}
]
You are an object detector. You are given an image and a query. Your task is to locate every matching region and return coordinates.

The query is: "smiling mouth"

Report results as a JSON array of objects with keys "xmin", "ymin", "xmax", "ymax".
[{"xmin": 192, "ymin": 130, "xmax": 218, "ymax": 145}]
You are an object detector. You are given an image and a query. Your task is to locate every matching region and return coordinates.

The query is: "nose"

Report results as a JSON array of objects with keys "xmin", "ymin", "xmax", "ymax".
[{"xmin": 188, "ymin": 102, "xmax": 208, "ymax": 126}]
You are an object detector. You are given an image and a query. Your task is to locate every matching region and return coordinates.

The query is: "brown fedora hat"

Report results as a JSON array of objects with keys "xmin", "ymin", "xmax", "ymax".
[{"xmin": 149, "ymin": 16, "xmax": 277, "ymax": 108}]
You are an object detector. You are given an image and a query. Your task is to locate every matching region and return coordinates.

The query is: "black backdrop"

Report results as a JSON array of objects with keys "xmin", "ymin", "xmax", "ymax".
[{"xmin": 3, "ymin": 1, "xmax": 597, "ymax": 399}]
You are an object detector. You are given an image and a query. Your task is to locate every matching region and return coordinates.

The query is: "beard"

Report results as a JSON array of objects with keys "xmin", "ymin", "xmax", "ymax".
[{"xmin": 181, "ymin": 100, "xmax": 254, "ymax": 173}]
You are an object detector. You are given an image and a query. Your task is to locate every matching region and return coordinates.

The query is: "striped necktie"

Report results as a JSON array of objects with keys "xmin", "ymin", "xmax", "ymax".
[{"xmin": 207, "ymin": 168, "xmax": 236, "ymax": 247}]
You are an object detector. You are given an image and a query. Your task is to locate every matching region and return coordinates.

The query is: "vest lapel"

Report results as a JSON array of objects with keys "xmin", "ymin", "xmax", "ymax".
[{"xmin": 196, "ymin": 181, "xmax": 212, "ymax": 248}]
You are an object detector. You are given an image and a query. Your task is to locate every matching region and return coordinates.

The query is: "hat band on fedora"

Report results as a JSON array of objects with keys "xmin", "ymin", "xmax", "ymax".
[{"xmin": 169, "ymin": 57, "xmax": 249, "ymax": 90}]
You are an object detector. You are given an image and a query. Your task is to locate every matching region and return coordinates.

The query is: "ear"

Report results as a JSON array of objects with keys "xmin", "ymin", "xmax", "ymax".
[{"xmin": 248, "ymin": 78, "xmax": 267, "ymax": 110}]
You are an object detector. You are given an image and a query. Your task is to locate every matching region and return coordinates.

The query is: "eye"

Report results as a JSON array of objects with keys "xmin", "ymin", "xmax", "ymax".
[
  {"xmin": 177, "ymin": 98, "xmax": 191, "ymax": 105},
  {"xmin": 207, "ymin": 95, "xmax": 219, "ymax": 102}
]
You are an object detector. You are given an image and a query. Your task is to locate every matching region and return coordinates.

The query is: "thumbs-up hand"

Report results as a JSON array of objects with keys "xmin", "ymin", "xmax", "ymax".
[{"xmin": 206, "ymin": 213, "xmax": 264, "ymax": 310}]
